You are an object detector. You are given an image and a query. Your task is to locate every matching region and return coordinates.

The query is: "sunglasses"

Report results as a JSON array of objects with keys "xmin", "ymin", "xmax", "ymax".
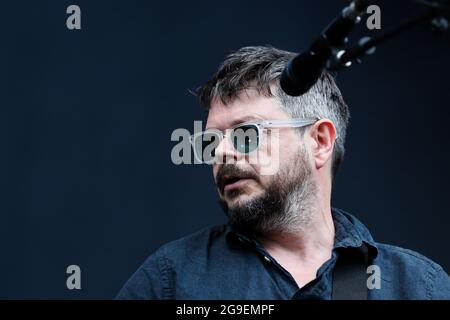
[{"xmin": 190, "ymin": 117, "xmax": 319, "ymax": 163}]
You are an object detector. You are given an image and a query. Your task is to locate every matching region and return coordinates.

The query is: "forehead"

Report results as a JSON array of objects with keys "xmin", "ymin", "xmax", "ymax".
[{"xmin": 206, "ymin": 89, "xmax": 290, "ymax": 130}]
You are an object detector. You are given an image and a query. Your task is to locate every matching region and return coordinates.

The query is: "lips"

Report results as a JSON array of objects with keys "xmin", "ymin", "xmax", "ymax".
[
  {"xmin": 219, "ymin": 175, "xmax": 254, "ymax": 193},
  {"xmin": 223, "ymin": 178, "xmax": 253, "ymax": 192}
]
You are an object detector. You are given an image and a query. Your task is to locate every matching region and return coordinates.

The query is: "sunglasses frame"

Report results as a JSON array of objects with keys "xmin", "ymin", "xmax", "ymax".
[{"xmin": 190, "ymin": 117, "xmax": 320, "ymax": 163}]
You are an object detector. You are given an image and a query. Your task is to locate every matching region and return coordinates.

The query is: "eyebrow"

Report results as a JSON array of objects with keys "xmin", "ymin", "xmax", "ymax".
[
  {"xmin": 230, "ymin": 116, "xmax": 259, "ymax": 126},
  {"xmin": 207, "ymin": 116, "xmax": 263, "ymax": 131}
]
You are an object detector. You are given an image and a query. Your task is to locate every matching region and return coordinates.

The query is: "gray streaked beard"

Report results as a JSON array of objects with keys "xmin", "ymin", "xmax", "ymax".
[{"xmin": 219, "ymin": 147, "xmax": 317, "ymax": 236}]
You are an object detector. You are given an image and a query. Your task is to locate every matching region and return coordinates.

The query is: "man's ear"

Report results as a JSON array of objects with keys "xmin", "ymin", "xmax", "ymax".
[{"xmin": 309, "ymin": 119, "xmax": 337, "ymax": 170}]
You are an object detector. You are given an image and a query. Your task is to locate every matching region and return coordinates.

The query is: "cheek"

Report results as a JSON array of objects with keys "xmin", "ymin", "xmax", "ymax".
[
  {"xmin": 256, "ymin": 175, "xmax": 271, "ymax": 188},
  {"xmin": 279, "ymin": 131, "xmax": 305, "ymax": 162},
  {"xmin": 260, "ymin": 132, "xmax": 298, "ymax": 164},
  {"xmin": 248, "ymin": 130, "xmax": 280, "ymax": 163},
  {"xmin": 265, "ymin": 130, "xmax": 298, "ymax": 155},
  {"xmin": 280, "ymin": 143, "xmax": 299, "ymax": 162}
]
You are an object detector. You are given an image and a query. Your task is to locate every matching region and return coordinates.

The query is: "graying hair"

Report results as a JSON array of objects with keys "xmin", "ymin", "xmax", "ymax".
[{"xmin": 196, "ymin": 46, "xmax": 350, "ymax": 181}]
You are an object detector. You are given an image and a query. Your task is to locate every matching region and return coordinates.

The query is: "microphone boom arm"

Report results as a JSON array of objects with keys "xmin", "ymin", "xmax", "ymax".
[{"xmin": 329, "ymin": 7, "xmax": 449, "ymax": 71}]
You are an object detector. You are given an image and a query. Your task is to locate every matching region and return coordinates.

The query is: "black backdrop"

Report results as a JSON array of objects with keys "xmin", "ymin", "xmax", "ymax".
[{"xmin": 1, "ymin": 0, "xmax": 449, "ymax": 299}]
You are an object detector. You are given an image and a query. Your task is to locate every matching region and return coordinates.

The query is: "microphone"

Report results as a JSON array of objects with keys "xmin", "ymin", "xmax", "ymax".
[{"xmin": 280, "ymin": 0, "xmax": 369, "ymax": 96}]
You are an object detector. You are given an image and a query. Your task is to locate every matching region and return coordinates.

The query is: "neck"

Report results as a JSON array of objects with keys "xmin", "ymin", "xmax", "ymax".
[
  {"xmin": 252, "ymin": 168, "xmax": 335, "ymax": 287},
  {"xmin": 254, "ymin": 199, "xmax": 335, "ymax": 288},
  {"xmin": 256, "ymin": 203, "xmax": 335, "ymax": 261}
]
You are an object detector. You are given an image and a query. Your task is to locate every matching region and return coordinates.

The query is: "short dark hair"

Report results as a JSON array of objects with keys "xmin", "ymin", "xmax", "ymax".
[{"xmin": 196, "ymin": 46, "xmax": 350, "ymax": 182}]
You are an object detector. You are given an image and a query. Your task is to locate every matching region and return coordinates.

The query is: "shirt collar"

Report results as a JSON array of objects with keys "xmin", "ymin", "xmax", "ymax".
[{"xmin": 225, "ymin": 207, "xmax": 379, "ymax": 259}]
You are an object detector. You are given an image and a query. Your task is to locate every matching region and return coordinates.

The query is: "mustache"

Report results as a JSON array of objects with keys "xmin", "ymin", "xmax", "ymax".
[{"xmin": 215, "ymin": 164, "xmax": 259, "ymax": 193}]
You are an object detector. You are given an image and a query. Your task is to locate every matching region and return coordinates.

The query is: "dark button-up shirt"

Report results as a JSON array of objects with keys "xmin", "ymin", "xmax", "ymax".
[{"xmin": 117, "ymin": 208, "xmax": 450, "ymax": 299}]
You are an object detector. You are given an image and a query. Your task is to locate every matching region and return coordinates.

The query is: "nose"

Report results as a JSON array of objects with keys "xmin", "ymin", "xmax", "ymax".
[{"xmin": 214, "ymin": 134, "xmax": 240, "ymax": 164}]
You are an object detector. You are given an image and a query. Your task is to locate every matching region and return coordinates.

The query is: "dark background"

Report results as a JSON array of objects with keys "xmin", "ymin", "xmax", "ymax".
[{"xmin": 0, "ymin": 0, "xmax": 449, "ymax": 299}]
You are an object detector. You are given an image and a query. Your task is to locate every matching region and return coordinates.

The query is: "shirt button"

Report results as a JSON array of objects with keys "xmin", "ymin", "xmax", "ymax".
[{"xmin": 263, "ymin": 256, "xmax": 271, "ymax": 263}]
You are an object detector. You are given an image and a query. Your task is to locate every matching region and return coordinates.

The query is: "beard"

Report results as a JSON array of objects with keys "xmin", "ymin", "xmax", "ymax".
[{"xmin": 218, "ymin": 146, "xmax": 317, "ymax": 236}]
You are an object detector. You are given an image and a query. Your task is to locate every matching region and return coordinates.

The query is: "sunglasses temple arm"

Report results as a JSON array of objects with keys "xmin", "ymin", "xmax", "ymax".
[{"xmin": 260, "ymin": 119, "xmax": 318, "ymax": 128}]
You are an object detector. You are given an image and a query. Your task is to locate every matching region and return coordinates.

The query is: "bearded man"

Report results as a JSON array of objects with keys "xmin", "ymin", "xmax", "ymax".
[{"xmin": 117, "ymin": 46, "xmax": 450, "ymax": 300}]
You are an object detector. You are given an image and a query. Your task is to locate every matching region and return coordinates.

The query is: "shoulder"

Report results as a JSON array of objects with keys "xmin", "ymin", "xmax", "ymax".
[
  {"xmin": 159, "ymin": 224, "xmax": 227, "ymax": 251},
  {"xmin": 152, "ymin": 224, "xmax": 228, "ymax": 259},
  {"xmin": 116, "ymin": 224, "xmax": 227, "ymax": 299},
  {"xmin": 374, "ymin": 242, "xmax": 450, "ymax": 299},
  {"xmin": 376, "ymin": 242, "xmax": 443, "ymax": 271},
  {"xmin": 138, "ymin": 224, "xmax": 229, "ymax": 273}
]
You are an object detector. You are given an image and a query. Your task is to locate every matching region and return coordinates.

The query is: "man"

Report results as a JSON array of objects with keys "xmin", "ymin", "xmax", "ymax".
[{"xmin": 117, "ymin": 46, "xmax": 450, "ymax": 299}]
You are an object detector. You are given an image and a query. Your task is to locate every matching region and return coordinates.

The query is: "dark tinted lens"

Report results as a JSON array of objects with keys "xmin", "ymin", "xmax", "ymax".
[{"xmin": 231, "ymin": 124, "xmax": 259, "ymax": 154}]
